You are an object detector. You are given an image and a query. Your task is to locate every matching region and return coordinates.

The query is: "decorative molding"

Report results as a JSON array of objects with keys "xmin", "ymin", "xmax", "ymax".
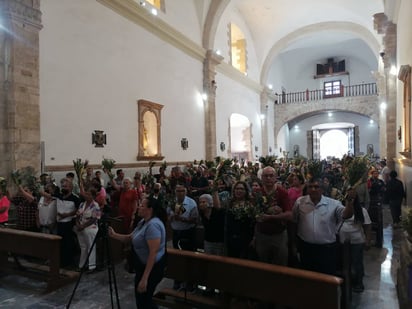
[
  {"xmin": 96, "ymin": 0, "xmax": 262, "ymax": 94},
  {"xmin": 216, "ymin": 62, "xmax": 263, "ymax": 93},
  {"xmin": 136, "ymin": 155, "xmax": 165, "ymax": 161},
  {"xmin": 0, "ymin": 0, "xmax": 42, "ymax": 30},
  {"xmin": 137, "ymin": 99, "xmax": 164, "ymax": 160},
  {"xmin": 399, "ymin": 152, "xmax": 411, "ymax": 159},
  {"xmin": 395, "ymin": 156, "xmax": 412, "ymax": 167},
  {"xmin": 398, "ymin": 65, "xmax": 411, "ymax": 82},
  {"xmin": 97, "ymin": 0, "xmax": 205, "ymax": 62},
  {"xmin": 45, "ymin": 161, "xmax": 189, "ymax": 172}
]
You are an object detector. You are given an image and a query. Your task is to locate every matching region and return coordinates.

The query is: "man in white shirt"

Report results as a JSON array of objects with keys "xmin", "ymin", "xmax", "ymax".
[{"xmin": 293, "ymin": 177, "xmax": 355, "ymax": 275}]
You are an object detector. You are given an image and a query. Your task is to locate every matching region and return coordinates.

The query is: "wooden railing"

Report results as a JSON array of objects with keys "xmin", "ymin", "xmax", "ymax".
[{"xmin": 275, "ymin": 83, "xmax": 377, "ymax": 104}]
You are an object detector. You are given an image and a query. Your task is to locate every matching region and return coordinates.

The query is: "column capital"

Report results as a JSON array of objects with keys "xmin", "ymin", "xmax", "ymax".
[
  {"xmin": 205, "ymin": 49, "xmax": 224, "ymax": 66},
  {"xmin": 0, "ymin": 0, "xmax": 42, "ymax": 30}
]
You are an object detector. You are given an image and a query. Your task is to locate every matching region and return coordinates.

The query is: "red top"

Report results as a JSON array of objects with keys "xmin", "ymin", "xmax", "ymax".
[
  {"xmin": 256, "ymin": 185, "xmax": 292, "ymax": 235},
  {"xmin": 119, "ymin": 189, "xmax": 138, "ymax": 232},
  {"xmin": 0, "ymin": 196, "xmax": 10, "ymax": 223}
]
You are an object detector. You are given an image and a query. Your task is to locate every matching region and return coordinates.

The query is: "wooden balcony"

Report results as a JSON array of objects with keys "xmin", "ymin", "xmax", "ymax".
[{"xmin": 274, "ymin": 83, "xmax": 377, "ymax": 104}]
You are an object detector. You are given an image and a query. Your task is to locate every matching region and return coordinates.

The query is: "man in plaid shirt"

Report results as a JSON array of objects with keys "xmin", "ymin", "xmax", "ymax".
[{"xmin": 11, "ymin": 185, "xmax": 39, "ymax": 232}]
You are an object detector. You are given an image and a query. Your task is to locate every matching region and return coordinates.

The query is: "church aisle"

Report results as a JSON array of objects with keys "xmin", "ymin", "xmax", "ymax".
[{"xmin": 351, "ymin": 206, "xmax": 400, "ymax": 309}]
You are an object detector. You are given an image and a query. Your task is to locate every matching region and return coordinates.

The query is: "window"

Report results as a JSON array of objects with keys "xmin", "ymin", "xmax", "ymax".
[
  {"xmin": 141, "ymin": 0, "xmax": 165, "ymax": 12},
  {"xmin": 324, "ymin": 80, "xmax": 342, "ymax": 97},
  {"xmin": 146, "ymin": 0, "xmax": 161, "ymax": 9},
  {"xmin": 229, "ymin": 23, "xmax": 247, "ymax": 74}
]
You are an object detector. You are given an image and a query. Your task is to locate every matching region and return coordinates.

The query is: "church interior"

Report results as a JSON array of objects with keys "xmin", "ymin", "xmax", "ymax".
[{"xmin": 1, "ymin": 0, "xmax": 412, "ymax": 308}]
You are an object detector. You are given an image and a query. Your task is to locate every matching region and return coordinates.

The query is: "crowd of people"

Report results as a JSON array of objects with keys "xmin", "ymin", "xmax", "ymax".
[{"xmin": 0, "ymin": 156, "xmax": 406, "ymax": 307}]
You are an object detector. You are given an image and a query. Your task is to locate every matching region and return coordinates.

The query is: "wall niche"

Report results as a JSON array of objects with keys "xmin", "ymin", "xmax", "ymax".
[{"xmin": 137, "ymin": 99, "xmax": 164, "ymax": 160}]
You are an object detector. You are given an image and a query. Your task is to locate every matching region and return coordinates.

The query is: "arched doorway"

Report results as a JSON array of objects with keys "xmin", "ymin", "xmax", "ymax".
[
  {"xmin": 311, "ymin": 122, "xmax": 356, "ymax": 160},
  {"xmin": 230, "ymin": 114, "xmax": 252, "ymax": 161},
  {"xmin": 320, "ymin": 129, "xmax": 349, "ymax": 159}
]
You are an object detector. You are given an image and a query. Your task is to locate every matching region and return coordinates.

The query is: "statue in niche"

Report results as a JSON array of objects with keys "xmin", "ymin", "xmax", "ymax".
[{"xmin": 143, "ymin": 125, "xmax": 149, "ymax": 155}]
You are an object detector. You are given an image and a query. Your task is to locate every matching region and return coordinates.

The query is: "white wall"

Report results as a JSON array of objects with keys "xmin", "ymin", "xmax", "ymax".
[
  {"xmin": 276, "ymin": 124, "xmax": 289, "ymax": 158},
  {"xmin": 40, "ymin": 0, "xmax": 205, "ymax": 166},
  {"xmin": 154, "ymin": 0, "xmax": 205, "ymax": 45},
  {"xmin": 268, "ymin": 39, "xmax": 377, "ymax": 93},
  {"xmin": 213, "ymin": 2, "xmax": 260, "ymax": 81},
  {"xmin": 215, "ymin": 74, "xmax": 261, "ymax": 159},
  {"xmin": 394, "ymin": 0, "xmax": 412, "ymax": 199}
]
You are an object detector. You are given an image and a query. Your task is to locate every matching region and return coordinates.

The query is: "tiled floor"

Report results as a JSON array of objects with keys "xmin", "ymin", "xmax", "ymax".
[
  {"xmin": 351, "ymin": 206, "xmax": 401, "ymax": 309},
  {"xmin": 0, "ymin": 206, "xmax": 402, "ymax": 308}
]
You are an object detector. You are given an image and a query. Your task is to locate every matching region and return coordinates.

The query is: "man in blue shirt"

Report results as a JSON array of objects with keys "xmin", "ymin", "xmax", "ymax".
[{"xmin": 167, "ymin": 183, "xmax": 199, "ymax": 290}]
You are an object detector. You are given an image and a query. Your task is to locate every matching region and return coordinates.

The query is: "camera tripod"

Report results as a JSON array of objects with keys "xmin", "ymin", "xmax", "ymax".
[{"xmin": 66, "ymin": 216, "xmax": 121, "ymax": 309}]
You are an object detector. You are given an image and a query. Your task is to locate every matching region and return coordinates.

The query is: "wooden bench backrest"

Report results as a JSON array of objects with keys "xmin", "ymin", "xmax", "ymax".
[
  {"xmin": 0, "ymin": 228, "xmax": 61, "ymax": 259},
  {"xmin": 166, "ymin": 248, "xmax": 343, "ymax": 309}
]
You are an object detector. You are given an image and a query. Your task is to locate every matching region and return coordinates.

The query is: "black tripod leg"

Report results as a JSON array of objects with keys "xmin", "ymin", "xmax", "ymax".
[
  {"xmin": 103, "ymin": 232, "xmax": 121, "ymax": 309},
  {"xmin": 66, "ymin": 229, "xmax": 99, "ymax": 308},
  {"xmin": 66, "ymin": 221, "xmax": 121, "ymax": 309},
  {"xmin": 102, "ymin": 232, "xmax": 115, "ymax": 308}
]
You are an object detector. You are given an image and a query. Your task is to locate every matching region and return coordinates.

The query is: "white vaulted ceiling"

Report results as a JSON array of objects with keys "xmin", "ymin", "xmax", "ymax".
[
  {"xmin": 221, "ymin": 0, "xmax": 385, "ymax": 82},
  {"xmin": 233, "ymin": 0, "xmax": 384, "ymax": 62}
]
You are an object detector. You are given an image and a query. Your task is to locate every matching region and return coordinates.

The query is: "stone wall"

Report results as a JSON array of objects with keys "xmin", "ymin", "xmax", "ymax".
[
  {"xmin": 0, "ymin": 0, "xmax": 42, "ymax": 177},
  {"xmin": 274, "ymin": 95, "xmax": 379, "ymax": 138}
]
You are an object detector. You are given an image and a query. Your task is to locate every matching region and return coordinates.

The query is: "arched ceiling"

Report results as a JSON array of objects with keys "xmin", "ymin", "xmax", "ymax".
[
  {"xmin": 234, "ymin": 0, "xmax": 383, "ymax": 60},
  {"xmin": 226, "ymin": 0, "xmax": 385, "ymax": 82}
]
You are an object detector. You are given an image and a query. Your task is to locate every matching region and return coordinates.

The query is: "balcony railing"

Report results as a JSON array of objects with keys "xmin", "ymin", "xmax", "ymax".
[{"xmin": 274, "ymin": 83, "xmax": 377, "ymax": 104}]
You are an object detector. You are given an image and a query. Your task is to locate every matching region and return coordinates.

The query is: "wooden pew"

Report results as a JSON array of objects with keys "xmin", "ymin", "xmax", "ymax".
[
  {"xmin": 154, "ymin": 248, "xmax": 344, "ymax": 309},
  {"xmin": 0, "ymin": 227, "xmax": 78, "ymax": 292}
]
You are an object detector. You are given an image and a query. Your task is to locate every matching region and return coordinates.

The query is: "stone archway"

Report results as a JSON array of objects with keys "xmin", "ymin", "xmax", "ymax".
[
  {"xmin": 274, "ymin": 95, "xmax": 379, "ymax": 139},
  {"xmin": 260, "ymin": 21, "xmax": 380, "ymax": 83}
]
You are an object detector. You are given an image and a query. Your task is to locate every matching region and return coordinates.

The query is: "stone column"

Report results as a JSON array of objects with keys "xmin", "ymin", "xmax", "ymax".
[
  {"xmin": 0, "ymin": 0, "xmax": 42, "ymax": 176},
  {"xmin": 203, "ymin": 50, "xmax": 223, "ymax": 161},
  {"xmin": 260, "ymin": 87, "xmax": 272, "ymax": 155},
  {"xmin": 374, "ymin": 13, "xmax": 397, "ymax": 170}
]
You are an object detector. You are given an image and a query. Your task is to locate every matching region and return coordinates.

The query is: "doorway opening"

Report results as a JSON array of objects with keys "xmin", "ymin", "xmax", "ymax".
[
  {"xmin": 230, "ymin": 113, "xmax": 251, "ymax": 162},
  {"xmin": 320, "ymin": 129, "xmax": 348, "ymax": 160}
]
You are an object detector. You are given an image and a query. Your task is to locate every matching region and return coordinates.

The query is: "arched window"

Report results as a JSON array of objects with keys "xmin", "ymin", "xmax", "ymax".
[
  {"xmin": 137, "ymin": 100, "xmax": 164, "ymax": 160},
  {"xmin": 144, "ymin": 0, "xmax": 165, "ymax": 12},
  {"xmin": 229, "ymin": 23, "xmax": 247, "ymax": 74}
]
